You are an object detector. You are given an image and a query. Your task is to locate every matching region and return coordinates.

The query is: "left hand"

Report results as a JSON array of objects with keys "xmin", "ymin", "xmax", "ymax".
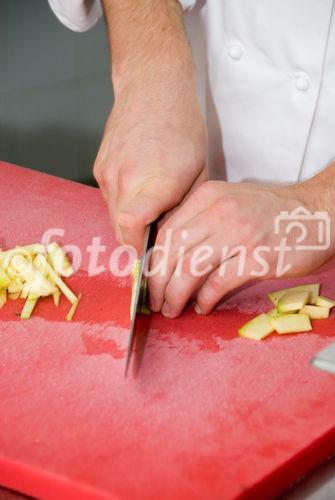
[{"xmin": 148, "ymin": 179, "xmax": 334, "ymax": 317}]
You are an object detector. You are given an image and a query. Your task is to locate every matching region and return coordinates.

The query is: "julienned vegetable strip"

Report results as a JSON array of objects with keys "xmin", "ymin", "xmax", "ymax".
[
  {"xmin": 0, "ymin": 243, "xmax": 80, "ymax": 320},
  {"xmin": 66, "ymin": 294, "xmax": 82, "ymax": 321},
  {"xmin": 37, "ymin": 255, "xmax": 77, "ymax": 305}
]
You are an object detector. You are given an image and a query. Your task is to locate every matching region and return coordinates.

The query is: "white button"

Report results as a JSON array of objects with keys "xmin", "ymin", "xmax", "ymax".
[
  {"xmin": 294, "ymin": 71, "xmax": 311, "ymax": 91},
  {"xmin": 227, "ymin": 43, "xmax": 244, "ymax": 61}
]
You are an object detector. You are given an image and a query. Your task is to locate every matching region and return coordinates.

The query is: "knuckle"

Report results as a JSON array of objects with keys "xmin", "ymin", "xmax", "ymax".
[
  {"xmin": 118, "ymin": 166, "xmax": 135, "ymax": 195},
  {"xmin": 180, "ymin": 252, "xmax": 193, "ymax": 274},
  {"xmin": 170, "ymin": 230, "xmax": 181, "ymax": 250},
  {"xmin": 206, "ymin": 270, "xmax": 224, "ymax": 294},
  {"xmin": 156, "ymin": 224, "xmax": 171, "ymax": 247},
  {"xmin": 100, "ymin": 167, "xmax": 115, "ymax": 188}
]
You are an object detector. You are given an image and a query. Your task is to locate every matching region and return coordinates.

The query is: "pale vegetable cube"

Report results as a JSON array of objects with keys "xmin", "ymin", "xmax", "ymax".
[
  {"xmin": 299, "ymin": 305, "xmax": 329, "ymax": 320},
  {"xmin": 271, "ymin": 313, "xmax": 312, "ymax": 334},
  {"xmin": 277, "ymin": 290, "xmax": 309, "ymax": 313},
  {"xmin": 268, "ymin": 284, "xmax": 320, "ymax": 306},
  {"xmin": 238, "ymin": 313, "xmax": 274, "ymax": 340},
  {"xmin": 267, "ymin": 307, "xmax": 285, "ymax": 317},
  {"xmin": 316, "ymin": 296, "xmax": 335, "ymax": 309}
]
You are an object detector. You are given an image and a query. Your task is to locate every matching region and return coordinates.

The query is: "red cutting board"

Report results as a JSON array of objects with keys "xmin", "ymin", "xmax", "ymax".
[{"xmin": 0, "ymin": 160, "xmax": 335, "ymax": 500}]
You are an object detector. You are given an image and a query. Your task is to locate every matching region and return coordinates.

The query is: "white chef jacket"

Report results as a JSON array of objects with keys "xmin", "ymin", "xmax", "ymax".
[{"xmin": 48, "ymin": 0, "xmax": 335, "ymax": 184}]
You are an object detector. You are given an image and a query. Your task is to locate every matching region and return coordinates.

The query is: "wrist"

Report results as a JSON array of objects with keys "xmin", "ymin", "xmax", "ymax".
[{"xmin": 293, "ymin": 163, "xmax": 335, "ymax": 215}]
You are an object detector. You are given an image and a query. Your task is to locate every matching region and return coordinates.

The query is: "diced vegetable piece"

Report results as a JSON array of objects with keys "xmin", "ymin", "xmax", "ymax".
[
  {"xmin": 66, "ymin": 294, "xmax": 81, "ymax": 321},
  {"xmin": 267, "ymin": 307, "xmax": 285, "ymax": 317},
  {"xmin": 299, "ymin": 305, "xmax": 329, "ymax": 320},
  {"xmin": 0, "ymin": 289, "xmax": 7, "ymax": 308},
  {"xmin": 277, "ymin": 290, "xmax": 309, "ymax": 313},
  {"xmin": 271, "ymin": 313, "xmax": 312, "ymax": 334},
  {"xmin": 238, "ymin": 313, "xmax": 274, "ymax": 340},
  {"xmin": 316, "ymin": 295, "xmax": 335, "ymax": 309},
  {"xmin": 20, "ymin": 293, "xmax": 39, "ymax": 320},
  {"xmin": 47, "ymin": 242, "xmax": 74, "ymax": 278},
  {"xmin": 268, "ymin": 284, "xmax": 320, "ymax": 306},
  {"xmin": 37, "ymin": 255, "xmax": 77, "ymax": 304}
]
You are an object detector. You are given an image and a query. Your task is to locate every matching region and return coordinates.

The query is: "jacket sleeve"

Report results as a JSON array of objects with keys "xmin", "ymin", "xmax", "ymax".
[
  {"xmin": 48, "ymin": 0, "xmax": 103, "ymax": 32},
  {"xmin": 179, "ymin": 0, "xmax": 197, "ymax": 9},
  {"xmin": 48, "ymin": 0, "xmax": 197, "ymax": 32}
]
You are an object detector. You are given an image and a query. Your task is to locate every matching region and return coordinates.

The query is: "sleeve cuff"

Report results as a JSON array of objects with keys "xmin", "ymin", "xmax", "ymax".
[
  {"xmin": 48, "ymin": 0, "xmax": 103, "ymax": 32},
  {"xmin": 178, "ymin": 0, "xmax": 197, "ymax": 10}
]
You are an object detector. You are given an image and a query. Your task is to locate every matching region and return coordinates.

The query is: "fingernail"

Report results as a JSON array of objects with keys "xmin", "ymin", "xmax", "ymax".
[
  {"xmin": 194, "ymin": 304, "xmax": 202, "ymax": 315},
  {"xmin": 162, "ymin": 303, "xmax": 172, "ymax": 318}
]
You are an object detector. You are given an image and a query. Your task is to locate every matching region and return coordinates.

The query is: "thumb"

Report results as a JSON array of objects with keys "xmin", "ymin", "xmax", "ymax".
[{"xmin": 118, "ymin": 181, "xmax": 182, "ymax": 252}]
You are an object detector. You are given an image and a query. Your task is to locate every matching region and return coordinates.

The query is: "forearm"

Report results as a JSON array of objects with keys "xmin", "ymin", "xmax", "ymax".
[
  {"xmin": 101, "ymin": 0, "xmax": 196, "ymax": 98},
  {"xmin": 289, "ymin": 163, "xmax": 335, "ymax": 222}
]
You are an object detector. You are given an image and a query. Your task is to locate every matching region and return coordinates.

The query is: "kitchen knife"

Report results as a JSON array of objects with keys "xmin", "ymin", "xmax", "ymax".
[{"xmin": 125, "ymin": 225, "xmax": 151, "ymax": 377}]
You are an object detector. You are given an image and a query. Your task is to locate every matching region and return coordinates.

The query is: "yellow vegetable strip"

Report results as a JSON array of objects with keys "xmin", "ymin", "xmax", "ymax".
[
  {"xmin": 10, "ymin": 255, "xmax": 56, "ymax": 297},
  {"xmin": 21, "ymin": 293, "xmax": 39, "ymax": 320},
  {"xmin": 66, "ymin": 294, "xmax": 81, "ymax": 321},
  {"xmin": 38, "ymin": 255, "xmax": 77, "ymax": 304},
  {"xmin": 0, "ymin": 289, "xmax": 7, "ymax": 308},
  {"xmin": 53, "ymin": 288, "xmax": 61, "ymax": 307},
  {"xmin": 47, "ymin": 242, "xmax": 74, "ymax": 278}
]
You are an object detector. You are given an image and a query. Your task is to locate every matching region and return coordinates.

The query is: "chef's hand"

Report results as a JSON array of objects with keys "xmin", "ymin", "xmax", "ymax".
[
  {"xmin": 149, "ymin": 169, "xmax": 335, "ymax": 317},
  {"xmin": 94, "ymin": 0, "xmax": 207, "ymax": 253},
  {"xmin": 94, "ymin": 86, "xmax": 207, "ymax": 253}
]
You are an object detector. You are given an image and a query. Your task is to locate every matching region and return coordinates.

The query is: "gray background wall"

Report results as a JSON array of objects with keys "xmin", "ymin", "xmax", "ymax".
[{"xmin": 0, "ymin": 0, "xmax": 113, "ymax": 185}]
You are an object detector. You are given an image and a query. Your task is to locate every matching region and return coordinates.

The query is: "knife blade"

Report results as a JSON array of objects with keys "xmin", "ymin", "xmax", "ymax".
[{"xmin": 125, "ymin": 225, "xmax": 151, "ymax": 377}]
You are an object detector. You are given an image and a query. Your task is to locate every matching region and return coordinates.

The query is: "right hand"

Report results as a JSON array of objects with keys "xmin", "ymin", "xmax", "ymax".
[{"xmin": 93, "ymin": 81, "xmax": 207, "ymax": 253}]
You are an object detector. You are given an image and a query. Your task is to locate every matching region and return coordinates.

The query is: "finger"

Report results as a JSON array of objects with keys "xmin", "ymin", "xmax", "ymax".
[
  {"xmin": 157, "ymin": 166, "xmax": 209, "ymax": 229},
  {"xmin": 118, "ymin": 177, "xmax": 184, "ymax": 252},
  {"xmin": 195, "ymin": 255, "xmax": 250, "ymax": 315},
  {"xmin": 157, "ymin": 167, "xmax": 208, "ymax": 229},
  {"xmin": 160, "ymin": 236, "xmax": 224, "ymax": 318},
  {"xmin": 148, "ymin": 210, "xmax": 216, "ymax": 312},
  {"xmin": 156, "ymin": 180, "xmax": 225, "ymax": 242}
]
